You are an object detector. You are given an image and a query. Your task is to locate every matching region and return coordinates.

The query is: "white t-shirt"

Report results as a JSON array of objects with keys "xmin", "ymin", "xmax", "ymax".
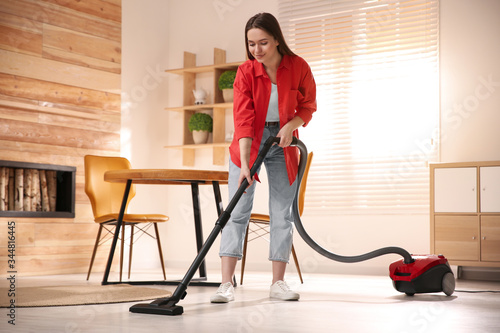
[{"xmin": 265, "ymin": 83, "xmax": 279, "ymax": 122}]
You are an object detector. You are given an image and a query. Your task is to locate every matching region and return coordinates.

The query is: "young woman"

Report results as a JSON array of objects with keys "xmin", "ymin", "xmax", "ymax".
[{"xmin": 211, "ymin": 12, "xmax": 316, "ymax": 303}]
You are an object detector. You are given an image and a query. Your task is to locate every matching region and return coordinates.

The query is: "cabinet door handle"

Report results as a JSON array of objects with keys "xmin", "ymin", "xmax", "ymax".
[
  {"xmin": 472, "ymin": 236, "xmax": 476, "ymax": 240},
  {"xmin": 482, "ymin": 236, "xmax": 486, "ymax": 240}
]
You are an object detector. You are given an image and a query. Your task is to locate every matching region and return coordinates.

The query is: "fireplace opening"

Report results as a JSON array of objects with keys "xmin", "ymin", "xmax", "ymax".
[{"xmin": 0, "ymin": 160, "xmax": 76, "ymax": 218}]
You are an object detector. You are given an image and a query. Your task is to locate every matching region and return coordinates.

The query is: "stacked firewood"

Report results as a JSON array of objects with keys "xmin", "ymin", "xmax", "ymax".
[{"xmin": 0, "ymin": 167, "xmax": 57, "ymax": 212}]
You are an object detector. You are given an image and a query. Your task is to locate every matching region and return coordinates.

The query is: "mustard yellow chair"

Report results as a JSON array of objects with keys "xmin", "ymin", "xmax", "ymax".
[
  {"xmin": 84, "ymin": 155, "xmax": 169, "ymax": 281},
  {"xmin": 240, "ymin": 152, "xmax": 314, "ymax": 285}
]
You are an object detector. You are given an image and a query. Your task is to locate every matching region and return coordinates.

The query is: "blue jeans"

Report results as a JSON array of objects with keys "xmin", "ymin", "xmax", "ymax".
[{"xmin": 219, "ymin": 125, "xmax": 297, "ymax": 263}]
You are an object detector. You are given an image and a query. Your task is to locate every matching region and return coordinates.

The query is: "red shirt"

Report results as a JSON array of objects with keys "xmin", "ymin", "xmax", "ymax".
[{"xmin": 229, "ymin": 55, "xmax": 317, "ymax": 184}]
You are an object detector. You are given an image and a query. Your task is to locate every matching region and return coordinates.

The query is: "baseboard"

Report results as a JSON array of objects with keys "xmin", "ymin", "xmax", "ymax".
[{"xmin": 457, "ymin": 266, "xmax": 500, "ymax": 281}]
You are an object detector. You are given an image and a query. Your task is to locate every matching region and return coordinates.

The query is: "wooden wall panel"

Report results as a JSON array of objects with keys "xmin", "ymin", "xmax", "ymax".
[
  {"xmin": 42, "ymin": 0, "xmax": 121, "ymax": 23},
  {"xmin": 44, "ymin": 24, "xmax": 121, "ymax": 63},
  {"xmin": 43, "ymin": 46, "xmax": 121, "ymax": 74},
  {"xmin": 0, "ymin": 72, "xmax": 120, "ymax": 111},
  {"xmin": 35, "ymin": 223, "xmax": 99, "ymax": 247},
  {"xmin": 0, "ymin": 0, "xmax": 122, "ymax": 277},
  {"xmin": 0, "ymin": 243, "xmax": 114, "ymax": 276},
  {"xmin": 38, "ymin": 112, "xmax": 121, "ymax": 133},
  {"xmin": 0, "ymin": 50, "xmax": 121, "ymax": 94},
  {"xmin": 0, "ymin": 95, "xmax": 121, "ymax": 122},
  {"xmin": 0, "ymin": 118, "xmax": 120, "ymax": 151},
  {"xmin": 0, "ymin": 22, "xmax": 43, "ymax": 56},
  {"xmin": 0, "ymin": 10, "xmax": 44, "ymax": 35},
  {"xmin": 0, "ymin": 0, "xmax": 121, "ymax": 41}
]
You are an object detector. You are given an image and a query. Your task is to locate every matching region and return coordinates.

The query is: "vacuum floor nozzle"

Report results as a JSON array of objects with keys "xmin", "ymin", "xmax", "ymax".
[{"xmin": 129, "ymin": 302, "xmax": 184, "ymax": 316}]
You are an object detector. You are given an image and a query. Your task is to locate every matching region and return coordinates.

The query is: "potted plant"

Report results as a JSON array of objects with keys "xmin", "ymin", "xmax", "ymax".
[
  {"xmin": 218, "ymin": 70, "xmax": 237, "ymax": 102},
  {"xmin": 188, "ymin": 112, "xmax": 213, "ymax": 144}
]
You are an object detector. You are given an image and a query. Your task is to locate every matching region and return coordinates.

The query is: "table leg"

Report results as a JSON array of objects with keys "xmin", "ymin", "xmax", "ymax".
[
  {"xmin": 102, "ymin": 179, "xmax": 132, "ymax": 285},
  {"xmin": 103, "ymin": 179, "xmax": 224, "ymax": 287},
  {"xmin": 190, "ymin": 182, "xmax": 206, "ymax": 279},
  {"xmin": 212, "ymin": 181, "xmax": 224, "ymax": 216}
]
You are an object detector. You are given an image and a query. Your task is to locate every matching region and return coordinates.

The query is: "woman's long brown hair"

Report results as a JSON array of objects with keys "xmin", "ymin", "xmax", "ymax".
[{"xmin": 244, "ymin": 12, "xmax": 296, "ymax": 60}]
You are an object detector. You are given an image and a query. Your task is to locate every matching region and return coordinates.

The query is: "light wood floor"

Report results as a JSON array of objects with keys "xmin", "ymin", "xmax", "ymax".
[{"xmin": 4, "ymin": 270, "xmax": 500, "ymax": 333}]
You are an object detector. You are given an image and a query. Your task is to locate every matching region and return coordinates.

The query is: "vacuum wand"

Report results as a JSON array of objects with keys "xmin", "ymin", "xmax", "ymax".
[{"xmin": 129, "ymin": 136, "xmax": 285, "ymax": 315}]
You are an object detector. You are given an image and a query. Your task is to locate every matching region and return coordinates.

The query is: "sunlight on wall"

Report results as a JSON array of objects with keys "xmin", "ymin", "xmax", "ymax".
[
  {"xmin": 120, "ymin": 93, "xmax": 133, "ymax": 161},
  {"xmin": 349, "ymin": 56, "xmax": 439, "ymax": 158}
]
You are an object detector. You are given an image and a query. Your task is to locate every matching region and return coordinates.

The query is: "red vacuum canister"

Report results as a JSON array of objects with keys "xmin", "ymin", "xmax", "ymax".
[{"xmin": 389, "ymin": 254, "xmax": 455, "ymax": 296}]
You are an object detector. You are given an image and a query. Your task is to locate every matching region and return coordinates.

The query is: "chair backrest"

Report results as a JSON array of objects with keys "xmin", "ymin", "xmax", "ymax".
[
  {"xmin": 84, "ymin": 155, "xmax": 136, "ymax": 220},
  {"xmin": 298, "ymin": 151, "xmax": 314, "ymax": 216}
]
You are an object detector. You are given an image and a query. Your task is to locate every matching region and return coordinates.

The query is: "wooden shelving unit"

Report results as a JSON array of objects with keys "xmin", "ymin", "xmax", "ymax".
[
  {"xmin": 430, "ymin": 161, "xmax": 500, "ymax": 268},
  {"xmin": 164, "ymin": 48, "xmax": 244, "ymax": 166},
  {"xmin": 165, "ymin": 102, "xmax": 234, "ymax": 112}
]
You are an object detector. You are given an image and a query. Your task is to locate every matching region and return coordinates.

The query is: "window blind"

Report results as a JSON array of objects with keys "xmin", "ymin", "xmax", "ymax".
[{"xmin": 279, "ymin": 0, "xmax": 439, "ymax": 214}]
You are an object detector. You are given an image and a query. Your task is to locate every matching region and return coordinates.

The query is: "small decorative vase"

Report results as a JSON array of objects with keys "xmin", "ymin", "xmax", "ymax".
[
  {"xmin": 192, "ymin": 130, "xmax": 209, "ymax": 144},
  {"xmin": 222, "ymin": 89, "xmax": 233, "ymax": 103}
]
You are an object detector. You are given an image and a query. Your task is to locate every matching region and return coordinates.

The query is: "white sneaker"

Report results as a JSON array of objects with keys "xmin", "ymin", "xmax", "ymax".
[
  {"xmin": 270, "ymin": 280, "xmax": 300, "ymax": 301},
  {"xmin": 210, "ymin": 282, "xmax": 235, "ymax": 303}
]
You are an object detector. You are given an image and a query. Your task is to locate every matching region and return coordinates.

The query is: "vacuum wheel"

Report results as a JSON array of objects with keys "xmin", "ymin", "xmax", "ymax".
[{"xmin": 442, "ymin": 272, "xmax": 455, "ymax": 296}]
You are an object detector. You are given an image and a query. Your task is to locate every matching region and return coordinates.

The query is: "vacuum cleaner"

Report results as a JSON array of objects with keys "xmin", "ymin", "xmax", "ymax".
[{"xmin": 129, "ymin": 137, "xmax": 455, "ymax": 316}]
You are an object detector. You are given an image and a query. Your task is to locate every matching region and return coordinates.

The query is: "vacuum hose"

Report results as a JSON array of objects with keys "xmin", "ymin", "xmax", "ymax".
[{"xmin": 284, "ymin": 137, "xmax": 415, "ymax": 265}]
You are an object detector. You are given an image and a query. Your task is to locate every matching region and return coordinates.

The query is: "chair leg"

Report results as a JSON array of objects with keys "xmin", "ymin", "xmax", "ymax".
[
  {"xmin": 240, "ymin": 224, "xmax": 250, "ymax": 285},
  {"xmin": 154, "ymin": 223, "xmax": 166, "ymax": 280},
  {"xmin": 291, "ymin": 244, "xmax": 303, "ymax": 284},
  {"xmin": 87, "ymin": 224, "xmax": 103, "ymax": 280},
  {"xmin": 128, "ymin": 224, "xmax": 135, "ymax": 279}
]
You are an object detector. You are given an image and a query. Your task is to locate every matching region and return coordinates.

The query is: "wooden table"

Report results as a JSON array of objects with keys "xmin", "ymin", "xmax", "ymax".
[{"xmin": 102, "ymin": 168, "xmax": 228, "ymax": 286}]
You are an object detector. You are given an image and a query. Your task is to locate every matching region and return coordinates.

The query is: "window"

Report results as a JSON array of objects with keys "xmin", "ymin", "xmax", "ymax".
[{"xmin": 279, "ymin": 0, "xmax": 439, "ymax": 214}]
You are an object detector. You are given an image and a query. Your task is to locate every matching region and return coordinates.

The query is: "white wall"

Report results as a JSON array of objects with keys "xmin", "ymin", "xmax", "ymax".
[
  {"xmin": 440, "ymin": 0, "xmax": 500, "ymax": 162},
  {"xmin": 121, "ymin": 0, "xmax": 172, "ymax": 269},
  {"xmin": 121, "ymin": 0, "xmax": 500, "ymax": 278}
]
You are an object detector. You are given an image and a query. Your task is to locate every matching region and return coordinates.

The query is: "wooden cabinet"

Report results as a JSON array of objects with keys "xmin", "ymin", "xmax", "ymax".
[
  {"xmin": 481, "ymin": 215, "xmax": 500, "ymax": 262},
  {"xmin": 164, "ymin": 48, "xmax": 244, "ymax": 166},
  {"xmin": 434, "ymin": 215, "xmax": 479, "ymax": 261},
  {"xmin": 430, "ymin": 161, "xmax": 500, "ymax": 267},
  {"xmin": 434, "ymin": 167, "xmax": 476, "ymax": 213},
  {"xmin": 480, "ymin": 166, "xmax": 500, "ymax": 212}
]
